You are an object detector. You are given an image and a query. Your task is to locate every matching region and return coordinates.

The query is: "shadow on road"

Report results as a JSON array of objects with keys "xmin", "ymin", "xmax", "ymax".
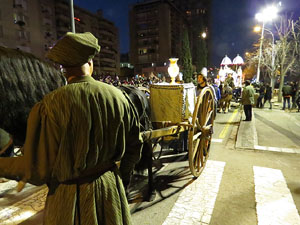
[
  {"xmin": 129, "ymin": 165, "xmax": 195, "ymax": 214},
  {"xmin": 255, "ymin": 113, "xmax": 300, "ymax": 147}
]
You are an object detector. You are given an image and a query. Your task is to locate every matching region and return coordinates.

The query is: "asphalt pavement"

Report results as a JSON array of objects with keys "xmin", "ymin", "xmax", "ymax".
[{"xmin": 237, "ymin": 101, "xmax": 300, "ymax": 153}]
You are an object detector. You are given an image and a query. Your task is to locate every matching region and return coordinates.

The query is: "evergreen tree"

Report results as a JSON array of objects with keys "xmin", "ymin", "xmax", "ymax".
[
  {"xmin": 181, "ymin": 29, "xmax": 193, "ymax": 83},
  {"xmin": 196, "ymin": 37, "xmax": 207, "ymax": 71}
]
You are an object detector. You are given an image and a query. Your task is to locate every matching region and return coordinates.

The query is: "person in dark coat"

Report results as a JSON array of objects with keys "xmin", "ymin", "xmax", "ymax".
[
  {"xmin": 282, "ymin": 82, "xmax": 292, "ymax": 110},
  {"xmin": 290, "ymin": 81, "xmax": 297, "ymax": 109},
  {"xmin": 256, "ymin": 83, "xmax": 265, "ymax": 108},
  {"xmin": 241, "ymin": 80, "xmax": 255, "ymax": 121},
  {"xmin": 263, "ymin": 83, "xmax": 273, "ymax": 109},
  {"xmin": 0, "ymin": 32, "xmax": 143, "ymax": 225}
]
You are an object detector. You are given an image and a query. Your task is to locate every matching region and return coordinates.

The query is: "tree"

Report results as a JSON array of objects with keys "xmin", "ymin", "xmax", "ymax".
[
  {"xmin": 247, "ymin": 16, "xmax": 300, "ymax": 102},
  {"xmin": 181, "ymin": 29, "xmax": 193, "ymax": 83},
  {"xmin": 195, "ymin": 37, "xmax": 207, "ymax": 72},
  {"xmin": 274, "ymin": 16, "xmax": 299, "ymax": 102}
]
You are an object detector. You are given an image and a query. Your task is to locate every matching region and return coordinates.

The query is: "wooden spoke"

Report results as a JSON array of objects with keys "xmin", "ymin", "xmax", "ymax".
[
  {"xmin": 204, "ymin": 110, "xmax": 213, "ymax": 128},
  {"xmin": 192, "ymin": 138, "xmax": 200, "ymax": 159}
]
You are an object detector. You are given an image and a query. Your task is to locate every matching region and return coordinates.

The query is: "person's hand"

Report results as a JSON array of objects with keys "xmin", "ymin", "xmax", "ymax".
[{"xmin": 16, "ymin": 181, "xmax": 26, "ymax": 192}]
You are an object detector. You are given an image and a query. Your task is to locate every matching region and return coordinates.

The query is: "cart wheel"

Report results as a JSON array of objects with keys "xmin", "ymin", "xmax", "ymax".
[{"xmin": 188, "ymin": 87, "xmax": 215, "ymax": 177}]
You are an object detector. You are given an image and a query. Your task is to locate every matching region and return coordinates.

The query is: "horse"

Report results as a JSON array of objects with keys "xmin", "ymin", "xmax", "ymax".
[
  {"xmin": 117, "ymin": 85, "xmax": 152, "ymax": 173},
  {"xmin": 218, "ymin": 83, "xmax": 233, "ymax": 113},
  {"xmin": 0, "ymin": 46, "xmax": 66, "ymax": 146}
]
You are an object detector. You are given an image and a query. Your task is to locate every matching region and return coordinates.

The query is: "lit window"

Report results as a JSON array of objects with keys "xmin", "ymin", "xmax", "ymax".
[{"xmin": 139, "ymin": 48, "xmax": 147, "ymax": 55}]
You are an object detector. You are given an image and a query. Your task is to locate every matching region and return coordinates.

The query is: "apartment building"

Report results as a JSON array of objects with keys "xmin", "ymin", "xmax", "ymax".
[
  {"xmin": 0, "ymin": 0, "xmax": 57, "ymax": 59},
  {"xmin": 0, "ymin": 0, "xmax": 120, "ymax": 76},
  {"xmin": 54, "ymin": 0, "xmax": 120, "ymax": 76},
  {"xmin": 129, "ymin": 0, "xmax": 188, "ymax": 76},
  {"xmin": 129, "ymin": 0, "xmax": 211, "ymax": 76},
  {"xmin": 171, "ymin": 0, "xmax": 211, "ymax": 67}
]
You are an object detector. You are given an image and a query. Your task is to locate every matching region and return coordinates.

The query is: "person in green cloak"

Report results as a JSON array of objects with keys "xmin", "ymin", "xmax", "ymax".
[{"xmin": 0, "ymin": 32, "xmax": 143, "ymax": 225}]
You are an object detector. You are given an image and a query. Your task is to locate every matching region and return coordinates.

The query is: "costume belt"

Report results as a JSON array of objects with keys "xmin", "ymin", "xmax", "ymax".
[{"xmin": 62, "ymin": 161, "xmax": 117, "ymax": 185}]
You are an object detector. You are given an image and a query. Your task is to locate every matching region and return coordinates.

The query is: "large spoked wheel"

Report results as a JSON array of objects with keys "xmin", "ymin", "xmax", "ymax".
[{"xmin": 188, "ymin": 87, "xmax": 215, "ymax": 177}]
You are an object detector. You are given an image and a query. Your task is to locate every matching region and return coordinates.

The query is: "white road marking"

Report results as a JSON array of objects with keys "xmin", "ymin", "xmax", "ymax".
[
  {"xmin": 162, "ymin": 160, "xmax": 225, "ymax": 225},
  {"xmin": 212, "ymin": 138, "xmax": 223, "ymax": 143},
  {"xmin": 254, "ymin": 145, "xmax": 300, "ymax": 154},
  {"xmin": 253, "ymin": 166, "xmax": 300, "ymax": 225}
]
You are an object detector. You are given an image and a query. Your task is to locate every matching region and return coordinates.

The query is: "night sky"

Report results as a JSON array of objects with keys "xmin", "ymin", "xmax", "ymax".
[{"xmin": 74, "ymin": 0, "xmax": 300, "ymax": 66}]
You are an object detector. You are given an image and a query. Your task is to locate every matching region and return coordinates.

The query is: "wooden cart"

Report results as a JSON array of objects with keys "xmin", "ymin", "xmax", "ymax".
[{"xmin": 140, "ymin": 83, "xmax": 215, "ymax": 198}]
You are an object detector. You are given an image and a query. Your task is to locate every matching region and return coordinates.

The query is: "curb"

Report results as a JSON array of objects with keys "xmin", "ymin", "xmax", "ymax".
[{"xmin": 235, "ymin": 110, "xmax": 258, "ymax": 149}]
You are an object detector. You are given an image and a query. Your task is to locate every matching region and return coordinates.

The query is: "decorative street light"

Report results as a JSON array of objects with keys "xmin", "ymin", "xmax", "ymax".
[
  {"xmin": 233, "ymin": 54, "xmax": 244, "ymax": 87},
  {"xmin": 255, "ymin": 5, "xmax": 278, "ymax": 82},
  {"xmin": 219, "ymin": 55, "xmax": 232, "ymax": 82}
]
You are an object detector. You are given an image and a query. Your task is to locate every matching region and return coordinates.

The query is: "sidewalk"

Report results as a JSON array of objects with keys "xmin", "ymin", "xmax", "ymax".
[{"xmin": 235, "ymin": 100, "xmax": 300, "ymax": 154}]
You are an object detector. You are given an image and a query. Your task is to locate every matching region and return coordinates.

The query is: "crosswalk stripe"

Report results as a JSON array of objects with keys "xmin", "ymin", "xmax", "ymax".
[
  {"xmin": 254, "ymin": 145, "xmax": 300, "ymax": 154},
  {"xmin": 162, "ymin": 160, "xmax": 225, "ymax": 225},
  {"xmin": 212, "ymin": 138, "xmax": 223, "ymax": 143},
  {"xmin": 253, "ymin": 166, "xmax": 300, "ymax": 225}
]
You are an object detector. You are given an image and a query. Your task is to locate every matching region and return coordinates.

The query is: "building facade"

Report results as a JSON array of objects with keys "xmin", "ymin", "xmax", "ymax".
[
  {"xmin": 0, "ymin": 0, "xmax": 120, "ymax": 76},
  {"xmin": 129, "ymin": 0, "xmax": 188, "ymax": 76},
  {"xmin": 54, "ymin": 0, "xmax": 120, "ymax": 76},
  {"xmin": 171, "ymin": 0, "xmax": 211, "ymax": 69},
  {"xmin": 0, "ymin": 0, "xmax": 57, "ymax": 59},
  {"xmin": 129, "ymin": 0, "xmax": 210, "ymax": 76}
]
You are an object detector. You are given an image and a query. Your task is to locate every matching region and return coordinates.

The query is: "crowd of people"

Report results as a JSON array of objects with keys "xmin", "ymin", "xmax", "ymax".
[
  {"xmin": 252, "ymin": 81, "xmax": 300, "ymax": 112},
  {"xmin": 95, "ymin": 74, "xmax": 162, "ymax": 88}
]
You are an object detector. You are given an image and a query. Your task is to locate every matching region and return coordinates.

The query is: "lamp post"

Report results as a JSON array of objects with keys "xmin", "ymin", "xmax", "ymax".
[
  {"xmin": 70, "ymin": 0, "xmax": 75, "ymax": 33},
  {"xmin": 255, "ymin": 5, "xmax": 278, "ymax": 82},
  {"xmin": 254, "ymin": 26, "xmax": 275, "ymax": 85},
  {"xmin": 265, "ymin": 28, "xmax": 275, "ymax": 88}
]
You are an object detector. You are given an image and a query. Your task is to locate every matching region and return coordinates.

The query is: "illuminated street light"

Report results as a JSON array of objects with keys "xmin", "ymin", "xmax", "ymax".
[
  {"xmin": 254, "ymin": 25, "xmax": 275, "ymax": 86},
  {"xmin": 255, "ymin": 5, "xmax": 278, "ymax": 82},
  {"xmin": 201, "ymin": 32, "xmax": 207, "ymax": 39}
]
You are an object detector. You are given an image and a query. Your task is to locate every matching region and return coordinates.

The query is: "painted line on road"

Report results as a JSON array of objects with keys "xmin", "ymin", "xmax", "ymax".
[
  {"xmin": 162, "ymin": 160, "xmax": 225, "ymax": 225},
  {"xmin": 253, "ymin": 166, "xmax": 300, "ymax": 225},
  {"xmin": 254, "ymin": 145, "xmax": 300, "ymax": 154},
  {"xmin": 212, "ymin": 138, "xmax": 223, "ymax": 143},
  {"xmin": 0, "ymin": 187, "xmax": 47, "ymax": 225},
  {"xmin": 219, "ymin": 109, "xmax": 238, "ymax": 139}
]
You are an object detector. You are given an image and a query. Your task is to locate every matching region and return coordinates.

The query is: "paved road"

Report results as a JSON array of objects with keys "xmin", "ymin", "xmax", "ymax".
[{"xmin": 0, "ymin": 106, "xmax": 299, "ymax": 225}]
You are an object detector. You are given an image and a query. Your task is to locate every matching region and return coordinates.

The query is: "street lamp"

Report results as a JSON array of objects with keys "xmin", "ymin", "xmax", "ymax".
[
  {"xmin": 255, "ymin": 5, "xmax": 278, "ymax": 82},
  {"xmin": 69, "ymin": 0, "xmax": 75, "ymax": 33},
  {"xmin": 254, "ymin": 26, "xmax": 275, "ymax": 86}
]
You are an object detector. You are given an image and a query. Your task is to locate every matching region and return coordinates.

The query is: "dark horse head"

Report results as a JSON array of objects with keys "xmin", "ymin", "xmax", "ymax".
[
  {"xmin": 0, "ymin": 46, "xmax": 65, "ymax": 145},
  {"xmin": 118, "ymin": 85, "xmax": 152, "ymax": 172}
]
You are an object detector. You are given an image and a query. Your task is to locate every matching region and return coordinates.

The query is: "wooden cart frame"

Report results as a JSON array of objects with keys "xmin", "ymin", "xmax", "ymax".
[{"xmin": 141, "ymin": 86, "xmax": 215, "ymax": 199}]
